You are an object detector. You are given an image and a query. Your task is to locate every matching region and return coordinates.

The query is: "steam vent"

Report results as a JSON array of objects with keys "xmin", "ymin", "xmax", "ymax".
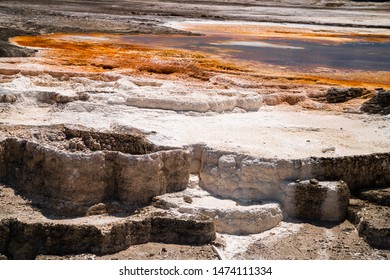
[{"xmin": 0, "ymin": 0, "xmax": 389, "ymax": 260}]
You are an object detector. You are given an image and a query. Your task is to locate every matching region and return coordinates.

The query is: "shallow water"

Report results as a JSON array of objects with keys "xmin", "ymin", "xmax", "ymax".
[
  {"xmin": 11, "ymin": 27, "xmax": 390, "ymax": 75},
  {"xmin": 117, "ymin": 34, "xmax": 390, "ymax": 71}
]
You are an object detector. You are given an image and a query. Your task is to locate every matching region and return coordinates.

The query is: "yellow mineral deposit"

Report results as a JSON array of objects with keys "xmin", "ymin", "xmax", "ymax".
[
  {"xmin": 10, "ymin": 29, "xmax": 390, "ymax": 89},
  {"xmin": 11, "ymin": 33, "xmax": 244, "ymax": 78}
]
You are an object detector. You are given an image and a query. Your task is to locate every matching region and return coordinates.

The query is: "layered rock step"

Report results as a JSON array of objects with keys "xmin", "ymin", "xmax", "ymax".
[
  {"xmin": 0, "ymin": 126, "xmax": 191, "ymax": 216},
  {"xmin": 0, "ymin": 185, "xmax": 215, "ymax": 260},
  {"xmin": 348, "ymin": 199, "xmax": 390, "ymax": 249},
  {"xmin": 348, "ymin": 187, "xmax": 390, "ymax": 249},
  {"xmin": 1, "ymin": 124, "xmax": 389, "ymax": 258},
  {"xmin": 199, "ymin": 149, "xmax": 390, "ymax": 202},
  {"xmin": 358, "ymin": 187, "xmax": 390, "ymax": 207},
  {"xmin": 0, "ymin": 126, "xmax": 217, "ymax": 259},
  {"xmin": 153, "ymin": 177, "xmax": 283, "ymax": 235}
]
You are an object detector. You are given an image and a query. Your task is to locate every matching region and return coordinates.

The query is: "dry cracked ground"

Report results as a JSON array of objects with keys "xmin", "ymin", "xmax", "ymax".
[{"xmin": 0, "ymin": 0, "xmax": 390, "ymax": 260}]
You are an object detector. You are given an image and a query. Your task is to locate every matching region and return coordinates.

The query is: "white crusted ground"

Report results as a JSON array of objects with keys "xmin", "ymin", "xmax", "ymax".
[{"xmin": 1, "ymin": 71, "xmax": 389, "ymax": 159}]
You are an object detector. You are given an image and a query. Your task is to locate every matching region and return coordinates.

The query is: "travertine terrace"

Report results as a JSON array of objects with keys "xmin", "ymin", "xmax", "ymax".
[{"xmin": 0, "ymin": 0, "xmax": 389, "ymax": 260}]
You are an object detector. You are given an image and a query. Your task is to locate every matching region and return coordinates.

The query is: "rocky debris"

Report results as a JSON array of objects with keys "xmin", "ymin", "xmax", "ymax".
[
  {"xmin": 86, "ymin": 203, "xmax": 107, "ymax": 216},
  {"xmin": 199, "ymin": 148, "xmax": 390, "ymax": 202},
  {"xmin": 280, "ymin": 180, "xmax": 350, "ymax": 222},
  {"xmin": 0, "ymin": 88, "xmax": 18, "ymax": 103},
  {"xmin": 321, "ymin": 146, "xmax": 336, "ymax": 153},
  {"xmin": 36, "ymin": 91, "xmax": 89, "ymax": 104},
  {"xmin": 263, "ymin": 93, "xmax": 306, "ymax": 106},
  {"xmin": 183, "ymin": 196, "xmax": 193, "ymax": 204},
  {"xmin": 348, "ymin": 199, "xmax": 390, "ymax": 249},
  {"xmin": 325, "ymin": 87, "xmax": 365, "ymax": 103},
  {"xmin": 154, "ymin": 186, "xmax": 283, "ymax": 235},
  {"xmin": 0, "ymin": 129, "xmax": 191, "ymax": 215},
  {"xmin": 0, "ymin": 41, "xmax": 34, "ymax": 58},
  {"xmin": 38, "ymin": 254, "xmax": 97, "ymax": 260},
  {"xmin": 231, "ymin": 220, "xmax": 389, "ymax": 260},
  {"xmin": 361, "ymin": 89, "xmax": 390, "ymax": 115},
  {"xmin": 66, "ymin": 137, "xmax": 87, "ymax": 151},
  {"xmin": 357, "ymin": 187, "xmax": 390, "ymax": 207}
]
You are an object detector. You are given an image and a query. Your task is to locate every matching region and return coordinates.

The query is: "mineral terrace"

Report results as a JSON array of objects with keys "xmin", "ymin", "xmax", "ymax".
[{"xmin": 0, "ymin": 0, "xmax": 389, "ymax": 260}]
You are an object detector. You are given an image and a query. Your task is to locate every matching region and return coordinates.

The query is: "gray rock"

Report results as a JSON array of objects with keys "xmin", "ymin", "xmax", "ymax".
[
  {"xmin": 0, "ymin": 89, "xmax": 18, "ymax": 103},
  {"xmin": 37, "ymin": 91, "xmax": 79, "ymax": 104},
  {"xmin": 199, "ymin": 148, "xmax": 390, "ymax": 202},
  {"xmin": 0, "ymin": 129, "xmax": 190, "ymax": 215},
  {"xmin": 0, "ymin": 41, "xmax": 34, "ymax": 58},
  {"xmin": 358, "ymin": 187, "xmax": 390, "ymax": 207},
  {"xmin": 348, "ymin": 199, "xmax": 390, "ymax": 249},
  {"xmin": 86, "ymin": 203, "xmax": 107, "ymax": 216},
  {"xmin": 280, "ymin": 179, "xmax": 350, "ymax": 222},
  {"xmin": 326, "ymin": 87, "xmax": 364, "ymax": 103},
  {"xmin": 361, "ymin": 90, "xmax": 390, "ymax": 115},
  {"xmin": 218, "ymin": 154, "xmax": 236, "ymax": 169}
]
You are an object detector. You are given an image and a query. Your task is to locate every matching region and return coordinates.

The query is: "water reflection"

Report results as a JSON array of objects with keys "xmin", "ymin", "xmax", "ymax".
[{"xmin": 114, "ymin": 34, "xmax": 390, "ymax": 71}]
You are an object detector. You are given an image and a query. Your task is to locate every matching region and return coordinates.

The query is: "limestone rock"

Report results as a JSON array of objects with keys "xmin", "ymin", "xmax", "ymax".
[
  {"xmin": 151, "ymin": 215, "xmax": 216, "ymax": 245},
  {"xmin": 183, "ymin": 196, "xmax": 193, "ymax": 204},
  {"xmin": 0, "ymin": 41, "xmax": 34, "ymax": 58},
  {"xmin": 0, "ymin": 88, "xmax": 18, "ymax": 103},
  {"xmin": 6, "ymin": 220, "xmax": 103, "ymax": 259},
  {"xmin": 0, "ymin": 210, "xmax": 215, "ymax": 259},
  {"xmin": 263, "ymin": 93, "xmax": 306, "ymax": 106},
  {"xmin": 200, "ymin": 150, "xmax": 280, "ymax": 201},
  {"xmin": 348, "ymin": 199, "xmax": 390, "ymax": 249},
  {"xmin": 64, "ymin": 126, "xmax": 155, "ymax": 154},
  {"xmin": 199, "ymin": 148, "xmax": 390, "ymax": 202},
  {"xmin": 218, "ymin": 154, "xmax": 236, "ymax": 169},
  {"xmin": 0, "ymin": 219, "xmax": 10, "ymax": 255},
  {"xmin": 126, "ymin": 93, "xmax": 262, "ymax": 113},
  {"xmin": 358, "ymin": 187, "xmax": 390, "ymax": 207},
  {"xmin": 235, "ymin": 95, "xmax": 263, "ymax": 111},
  {"xmin": 154, "ymin": 188, "xmax": 283, "ymax": 235},
  {"xmin": 188, "ymin": 143, "xmax": 206, "ymax": 174},
  {"xmin": 115, "ymin": 149, "xmax": 190, "ymax": 204},
  {"xmin": 326, "ymin": 87, "xmax": 364, "ymax": 103},
  {"xmin": 160, "ymin": 149, "xmax": 191, "ymax": 193},
  {"xmin": 114, "ymin": 78, "xmax": 136, "ymax": 91},
  {"xmin": 86, "ymin": 203, "xmax": 107, "ymax": 216},
  {"xmin": 361, "ymin": 89, "xmax": 390, "ymax": 115},
  {"xmin": 0, "ymin": 133, "xmax": 190, "ymax": 215},
  {"xmin": 37, "ymin": 91, "xmax": 80, "ymax": 104},
  {"xmin": 280, "ymin": 179, "xmax": 350, "ymax": 222},
  {"xmin": 206, "ymin": 203, "xmax": 282, "ymax": 235}
]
